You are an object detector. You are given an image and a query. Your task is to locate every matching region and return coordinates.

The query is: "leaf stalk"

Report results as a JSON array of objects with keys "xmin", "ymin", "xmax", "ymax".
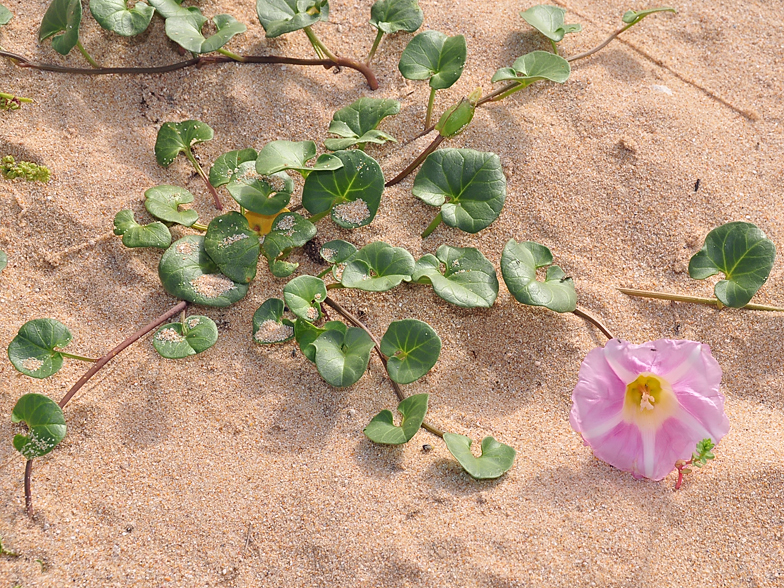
[{"xmin": 618, "ymin": 288, "xmax": 784, "ymax": 312}]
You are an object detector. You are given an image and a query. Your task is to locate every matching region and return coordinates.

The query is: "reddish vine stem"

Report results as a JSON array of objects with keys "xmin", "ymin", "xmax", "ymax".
[
  {"xmin": 385, "ymin": 134, "xmax": 444, "ymax": 187},
  {"xmin": 323, "ymin": 297, "xmax": 444, "ymax": 438},
  {"xmin": 0, "ymin": 51, "xmax": 378, "ymax": 90},
  {"xmin": 572, "ymin": 307, "xmax": 614, "ymax": 340},
  {"xmin": 23, "ymin": 300, "xmax": 188, "ymax": 518}
]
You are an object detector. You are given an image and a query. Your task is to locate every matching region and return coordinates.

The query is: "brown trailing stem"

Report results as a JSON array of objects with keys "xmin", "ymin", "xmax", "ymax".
[
  {"xmin": 322, "ymin": 297, "xmax": 444, "ymax": 438},
  {"xmin": 572, "ymin": 307, "xmax": 614, "ymax": 340},
  {"xmin": 0, "ymin": 51, "xmax": 378, "ymax": 90},
  {"xmin": 23, "ymin": 301, "xmax": 189, "ymax": 517},
  {"xmin": 385, "ymin": 134, "xmax": 444, "ymax": 187}
]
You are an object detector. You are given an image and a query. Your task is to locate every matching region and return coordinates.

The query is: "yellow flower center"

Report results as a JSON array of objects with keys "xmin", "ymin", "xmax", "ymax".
[{"xmin": 623, "ymin": 373, "xmax": 677, "ymax": 430}]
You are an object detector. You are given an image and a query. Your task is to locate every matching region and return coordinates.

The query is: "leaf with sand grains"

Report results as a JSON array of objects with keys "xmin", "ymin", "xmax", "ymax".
[
  {"xmin": 204, "ymin": 212, "xmax": 260, "ymax": 284},
  {"xmin": 261, "ymin": 212, "xmax": 317, "ymax": 277},
  {"xmin": 210, "ymin": 148, "xmax": 258, "ymax": 188},
  {"xmin": 364, "ymin": 394, "xmax": 429, "ymax": 444},
  {"xmin": 8, "ymin": 319, "xmax": 73, "ymax": 378},
  {"xmin": 227, "ymin": 164, "xmax": 293, "ymax": 216},
  {"xmin": 144, "ymin": 185, "xmax": 199, "ymax": 227},
  {"xmin": 340, "ymin": 241, "xmax": 415, "ymax": 292},
  {"xmin": 283, "ymin": 275, "xmax": 327, "ymax": 323},
  {"xmin": 152, "ymin": 315, "xmax": 218, "ymax": 359},
  {"xmin": 443, "ymin": 433, "xmax": 516, "ymax": 479},
  {"xmin": 252, "ymin": 299, "xmax": 295, "ymax": 344},
  {"xmin": 11, "ymin": 393, "xmax": 66, "ymax": 459},
  {"xmin": 255, "ymin": 140, "xmax": 343, "ymax": 177},
  {"xmin": 412, "ymin": 245, "xmax": 498, "ymax": 308}
]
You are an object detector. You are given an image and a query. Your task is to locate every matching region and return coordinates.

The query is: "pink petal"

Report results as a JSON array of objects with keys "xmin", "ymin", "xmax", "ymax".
[
  {"xmin": 569, "ymin": 346, "xmax": 626, "ymax": 438},
  {"xmin": 588, "ymin": 420, "xmax": 645, "ymax": 478}
]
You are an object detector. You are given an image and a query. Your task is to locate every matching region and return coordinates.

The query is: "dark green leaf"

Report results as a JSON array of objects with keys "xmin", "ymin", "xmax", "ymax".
[
  {"xmin": 295, "ymin": 319, "xmax": 345, "ymax": 362},
  {"xmin": 370, "ymin": 0, "xmax": 423, "ymax": 34},
  {"xmin": 490, "ymin": 51, "xmax": 570, "ymax": 85},
  {"xmin": 261, "ymin": 212, "xmax": 317, "ymax": 276},
  {"xmin": 89, "ymin": 0, "xmax": 155, "ymax": 36},
  {"xmin": 501, "ymin": 239, "xmax": 576, "ymax": 312},
  {"xmin": 0, "ymin": 250, "xmax": 7, "ymax": 272},
  {"xmin": 444, "ymin": 433, "xmax": 516, "ymax": 479},
  {"xmin": 398, "ymin": 30, "xmax": 467, "ymax": 89},
  {"xmin": 435, "ymin": 97, "xmax": 475, "ymax": 138},
  {"xmin": 227, "ymin": 163, "xmax": 293, "ymax": 215},
  {"xmin": 204, "ymin": 212, "xmax": 260, "ymax": 284},
  {"xmin": 412, "ymin": 244, "xmax": 498, "ymax": 308},
  {"xmin": 302, "ymin": 150, "xmax": 385, "ymax": 228},
  {"xmin": 622, "ymin": 7, "xmax": 676, "ymax": 26},
  {"xmin": 380, "ymin": 320, "xmax": 441, "ymax": 384},
  {"xmin": 270, "ymin": 259, "xmax": 298, "ymax": 277},
  {"xmin": 113, "ymin": 210, "xmax": 172, "ymax": 249},
  {"xmin": 340, "ymin": 241, "xmax": 415, "ymax": 292},
  {"xmin": 144, "ymin": 185, "xmax": 199, "ymax": 227},
  {"xmin": 11, "ymin": 394, "xmax": 66, "ymax": 459},
  {"xmin": 520, "ymin": 5, "xmax": 581, "ymax": 42},
  {"xmin": 413, "ymin": 149, "xmax": 507, "ymax": 234},
  {"xmin": 155, "ymin": 120, "xmax": 214, "ymax": 167},
  {"xmin": 283, "ymin": 275, "xmax": 327, "ymax": 322},
  {"xmin": 148, "ymin": 0, "xmax": 200, "ymax": 19},
  {"xmin": 0, "ymin": 4, "xmax": 12, "ymax": 25},
  {"xmin": 158, "ymin": 236, "xmax": 249, "ymax": 307},
  {"xmin": 8, "ymin": 319, "xmax": 72, "ymax": 378},
  {"xmin": 319, "ymin": 240, "xmax": 357, "ymax": 264},
  {"xmin": 152, "ymin": 315, "xmax": 218, "ymax": 359},
  {"xmin": 688, "ymin": 221, "xmax": 776, "ymax": 307},
  {"xmin": 209, "ymin": 148, "xmax": 258, "ymax": 187},
  {"xmin": 312, "ymin": 327, "xmax": 374, "ymax": 387},
  {"xmin": 256, "ymin": 0, "xmax": 329, "ymax": 38},
  {"xmin": 165, "ymin": 13, "xmax": 247, "ymax": 54},
  {"xmin": 325, "ymin": 97, "xmax": 400, "ymax": 151},
  {"xmin": 252, "ymin": 298, "xmax": 295, "ymax": 344},
  {"xmin": 39, "ymin": 0, "xmax": 82, "ymax": 56},
  {"xmin": 256, "ymin": 140, "xmax": 343, "ymax": 176},
  {"xmin": 364, "ymin": 394, "xmax": 429, "ymax": 444}
]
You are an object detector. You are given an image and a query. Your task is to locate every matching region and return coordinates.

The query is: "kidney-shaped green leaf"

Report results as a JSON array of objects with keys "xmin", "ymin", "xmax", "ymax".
[
  {"xmin": 165, "ymin": 12, "xmax": 247, "ymax": 54},
  {"xmin": 324, "ymin": 97, "xmax": 400, "ymax": 151},
  {"xmin": 370, "ymin": 0, "xmax": 423, "ymax": 34},
  {"xmin": 501, "ymin": 239, "xmax": 576, "ymax": 312},
  {"xmin": 227, "ymin": 163, "xmax": 293, "ymax": 216},
  {"xmin": 204, "ymin": 212, "xmax": 260, "ymax": 284},
  {"xmin": 341, "ymin": 241, "xmax": 415, "ymax": 292},
  {"xmin": 148, "ymin": 0, "xmax": 200, "ymax": 19},
  {"xmin": 295, "ymin": 319, "xmax": 345, "ymax": 362},
  {"xmin": 153, "ymin": 315, "xmax": 218, "ymax": 359},
  {"xmin": 312, "ymin": 327, "xmax": 375, "ymax": 387},
  {"xmin": 302, "ymin": 150, "xmax": 385, "ymax": 228},
  {"xmin": 364, "ymin": 393, "xmax": 429, "ymax": 445},
  {"xmin": 144, "ymin": 185, "xmax": 199, "ymax": 227},
  {"xmin": 261, "ymin": 212, "xmax": 317, "ymax": 276},
  {"xmin": 113, "ymin": 210, "xmax": 172, "ymax": 249},
  {"xmin": 444, "ymin": 433, "xmax": 516, "ymax": 479},
  {"xmin": 413, "ymin": 149, "xmax": 507, "ymax": 234},
  {"xmin": 89, "ymin": 0, "xmax": 155, "ymax": 36},
  {"xmin": 256, "ymin": 140, "xmax": 343, "ymax": 177},
  {"xmin": 413, "ymin": 244, "xmax": 498, "ymax": 308},
  {"xmin": 39, "ymin": 0, "xmax": 82, "ymax": 56},
  {"xmin": 155, "ymin": 120, "xmax": 214, "ymax": 167},
  {"xmin": 253, "ymin": 298, "xmax": 295, "ymax": 344},
  {"xmin": 688, "ymin": 221, "xmax": 776, "ymax": 308},
  {"xmin": 256, "ymin": 0, "xmax": 329, "ymax": 37},
  {"xmin": 11, "ymin": 393, "xmax": 66, "ymax": 459},
  {"xmin": 8, "ymin": 319, "xmax": 73, "ymax": 378},
  {"xmin": 209, "ymin": 148, "xmax": 258, "ymax": 187},
  {"xmin": 398, "ymin": 30, "xmax": 467, "ymax": 89},
  {"xmin": 283, "ymin": 275, "xmax": 327, "ymax": 322},
  {"xmin": 320, "ymin": 240, "xmax": 357, "ymax": 264},
  {"xmin": 159, "ymin": 235, "xmax": 249, "ymax": 307},
  {"xmin": 520, "ymin": 4, "xmax": 581, "ymax": 42},
  {"xmin": 491, "ymin": 51, "xmax": 570, "ymax": 86},
  {"xmin": 380, "ymin": 320, "xmax": 441, "ymax": 384}
]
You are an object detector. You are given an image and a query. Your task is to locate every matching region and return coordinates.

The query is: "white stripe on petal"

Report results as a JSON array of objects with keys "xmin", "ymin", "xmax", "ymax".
[
  {"xmin": 582, "ymin": 411, "xmax": 624, "ymax": 440},
  {"xmin": 672, "ymin": 405, "xmax": 712, "ymax": 441},
  {"xmin": 604, "ymin": 347, "xmax": 638, "ymax": 384},
  {"xmin": 641, "ymin": 428, "xmax": 656, "ymax": 479},
  {"xmin": 663, "ymin": 343, "xmax": 702, "ymax": 385}
]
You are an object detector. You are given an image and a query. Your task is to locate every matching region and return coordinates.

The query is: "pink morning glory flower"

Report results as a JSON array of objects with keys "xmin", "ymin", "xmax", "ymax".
[{"xmin": 570, "ymin": 339, "xmax": 729, "ymax": 481}]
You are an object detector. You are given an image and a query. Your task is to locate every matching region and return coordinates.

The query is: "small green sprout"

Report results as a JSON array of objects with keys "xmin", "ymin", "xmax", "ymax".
[
  {"xmin": 674, "ymin": 438, "xmax": 716, "ymax": 490},
  {"xmin": 1, "ymin": 156, "xmax": 51, "ymax": 182}
]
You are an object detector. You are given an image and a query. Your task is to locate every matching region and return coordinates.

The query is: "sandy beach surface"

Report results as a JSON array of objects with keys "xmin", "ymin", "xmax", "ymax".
[{"xmin": 1, "ymin": 0, "xmax": 783, "ymax": 586}]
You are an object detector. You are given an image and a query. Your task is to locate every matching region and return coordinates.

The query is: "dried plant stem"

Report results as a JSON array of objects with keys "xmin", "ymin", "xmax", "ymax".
[
  {"xmin": 572, "ymin": 307, "xmax": 614, "ymax": 340},
  {"xmin": 23, "ymin": 300, "xmax": 188, "ymax": 517},
  {"xmin": 385, "ymin": 134, "xmax": 444, "ymax": 187},
  {"xmin": 0, "ymin": 50, "xmax": 378, "ymax": 90},
  {"xmin": 618, "ymin": 288, "xmax": 784, "ymax": 312},
  {"xmin": 323, "ymin": 297, "xmax": 444, "ymax": 438}
]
